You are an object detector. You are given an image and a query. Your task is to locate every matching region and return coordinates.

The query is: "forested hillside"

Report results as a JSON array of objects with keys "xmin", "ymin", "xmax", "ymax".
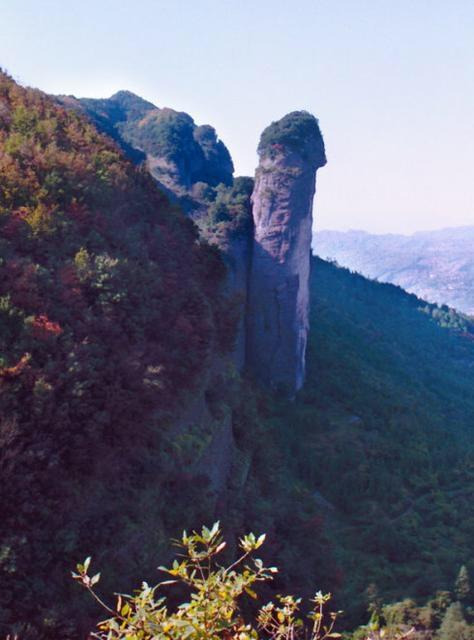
[
  {"xmin": 1, "ymin": 71, "xmax": 474, "ymax": 639},
  {"xmin": 268, "ymin": 257, "xmax": 474, "ymax": 624},
  {"xmin": 0, "ymin": 70, "xmax": 235, "ymax": 637}
]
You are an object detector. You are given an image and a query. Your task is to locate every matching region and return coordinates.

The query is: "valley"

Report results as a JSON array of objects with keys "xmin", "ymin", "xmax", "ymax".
[{"xmin": 314, "ymin": 227, "xmax": 474, "ymax": 316}]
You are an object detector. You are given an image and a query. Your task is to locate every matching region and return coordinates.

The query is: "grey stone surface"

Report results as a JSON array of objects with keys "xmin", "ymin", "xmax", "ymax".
[{"xmin": 246, "ymin": 112, "xmax": 326, "ymax": 395}]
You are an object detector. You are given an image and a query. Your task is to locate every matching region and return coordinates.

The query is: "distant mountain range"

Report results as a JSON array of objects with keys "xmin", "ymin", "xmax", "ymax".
[{"xmin": 313, "ymin": 226, "xmax": 474, "ymax": 315}]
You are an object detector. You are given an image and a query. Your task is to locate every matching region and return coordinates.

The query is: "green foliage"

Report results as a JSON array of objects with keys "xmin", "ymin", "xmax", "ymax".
[
  {"xmin": 349, "ymin": 583, "xmax": 474, "ymax": 639},
  {"xmin": 131, "ymin": 109, "xmax": 196, "ymax": 161},
  {"xmin": 197, "ymin": 176, "xmax": 254, "ymax": 249},
  {"xmin": 455, "ymin": 566, "xmax": 471, "ymax": 604},
  {"xmin": 437, "ymin": 602, "xmax": 474, "ymax": 640},
  {"xmin": 76, "ymin": 93, "xmax": 234, "ymax": 188},
  {"xmin": 421, "ymin": 303, "xmax": 474, "ymax": 333},
  {"xmin": 74, "ymin": 523, "xmax": 340, "ymax": 640},
  {"xmin": 257, "ymin": 111, "xmax": 325, "ymax": 162},
  {"xmin": 262, "ymin": 258, "xmax": 474, "ymax": 624}
]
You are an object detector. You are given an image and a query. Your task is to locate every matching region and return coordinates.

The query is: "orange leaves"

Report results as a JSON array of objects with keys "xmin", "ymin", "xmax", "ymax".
[
  {"xmin": 30, "ymin": 314, "xmax": 63, "ymax": 340},
  {"xmin": 0, "ymin": 69, "xmax": 224, "ymax": 417},
  {"xmin": 0, "ymin": 353, "xmax": 31, "ymax": 380}
]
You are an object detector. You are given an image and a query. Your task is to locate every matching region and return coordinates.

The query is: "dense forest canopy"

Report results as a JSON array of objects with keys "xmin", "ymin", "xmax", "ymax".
[
  {"xmin": 0, "ymin": 69, "xmax": 234, "ymax": 636},
  {"xmin": 274, "ymin": 258, "xmax": 474, "ymax": 620}
]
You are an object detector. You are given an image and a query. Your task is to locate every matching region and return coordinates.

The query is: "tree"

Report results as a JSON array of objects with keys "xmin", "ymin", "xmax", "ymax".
[
  {"xmin": 437, "ymin": 602, "xmax": 474, "ymax": 640},
  {"xmin": 456, "ymin": 566, "xmax": 471, "ymax": 604}
]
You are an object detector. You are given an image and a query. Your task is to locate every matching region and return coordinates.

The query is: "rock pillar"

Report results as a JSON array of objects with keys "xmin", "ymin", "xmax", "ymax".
[{"xmin": 246, "ymin": 112, "xmax": 326, "ymax": 395}]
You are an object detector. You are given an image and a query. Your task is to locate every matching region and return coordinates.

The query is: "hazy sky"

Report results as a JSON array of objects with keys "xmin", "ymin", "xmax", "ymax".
[{"xmin": 2, "ymin": 0, "xmax": 474, "ymax": 233}]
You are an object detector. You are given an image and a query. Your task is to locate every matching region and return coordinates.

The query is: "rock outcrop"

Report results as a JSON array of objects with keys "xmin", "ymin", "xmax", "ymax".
[
  {"xmin": 62, "ymin": 91, "xmax": 327, "ymax": 395},
  {"xmin": 246, "ymin": 111, "xmax": 326, "ymax": 395},
  {"xmin": 59, "ymin": 91, "xmax": 234, "ymax": 195}
]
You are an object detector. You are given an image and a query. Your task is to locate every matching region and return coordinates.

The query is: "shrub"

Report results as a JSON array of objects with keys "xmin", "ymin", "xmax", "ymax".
[{"xmin": 74, "ymin": 522, "xmax": 341, "ymax": 640}]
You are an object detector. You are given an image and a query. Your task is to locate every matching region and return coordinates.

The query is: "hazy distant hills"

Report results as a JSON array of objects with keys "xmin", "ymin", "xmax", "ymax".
[{"xmin": 313, "ymin": 226, "xmax": 474, "ymax": 315}]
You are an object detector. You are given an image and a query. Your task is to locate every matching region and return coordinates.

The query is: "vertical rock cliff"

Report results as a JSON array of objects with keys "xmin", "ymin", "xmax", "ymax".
[
  {"xmin": 61, "ymin": 91, "xmax": 327, "ymax": 394},
  {"xmin": 246, "ymin": 111, "xmax": 326, "ymax": 395}
]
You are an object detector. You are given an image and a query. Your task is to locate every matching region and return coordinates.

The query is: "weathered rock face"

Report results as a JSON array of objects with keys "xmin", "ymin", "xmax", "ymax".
[
  {"xmin": 61, "ymin": 91, "xmax": 326, "ymax": 394},
  {"xmin": 246, "ymin": 111, "xmax": 326, "ymax": 395}
]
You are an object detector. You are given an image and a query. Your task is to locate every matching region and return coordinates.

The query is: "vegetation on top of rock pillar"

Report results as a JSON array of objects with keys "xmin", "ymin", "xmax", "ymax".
[{"xmin": 257, "ymin": 111, "xmax": 327, "ymax": 165}]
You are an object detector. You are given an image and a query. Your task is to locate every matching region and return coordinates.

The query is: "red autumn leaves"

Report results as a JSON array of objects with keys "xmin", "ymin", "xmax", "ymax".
[{"xmin": 30, "ymin": 314, "xmax": 62, "ymax": 340}]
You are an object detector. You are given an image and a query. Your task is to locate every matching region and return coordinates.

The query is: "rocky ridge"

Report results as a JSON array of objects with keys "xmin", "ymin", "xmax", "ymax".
[
  {"xmin": 69, "ymin": 93, "xmax": 327, "ymax": 395},
  {"xmin": 58, "ymin": 91, "xmax": 234, "ymax": 203}
]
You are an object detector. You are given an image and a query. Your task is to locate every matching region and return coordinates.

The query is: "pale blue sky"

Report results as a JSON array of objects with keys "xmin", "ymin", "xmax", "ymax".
[{"xmin": 2, "ymin": 0, "xmax": 474, "ymax": 233}]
